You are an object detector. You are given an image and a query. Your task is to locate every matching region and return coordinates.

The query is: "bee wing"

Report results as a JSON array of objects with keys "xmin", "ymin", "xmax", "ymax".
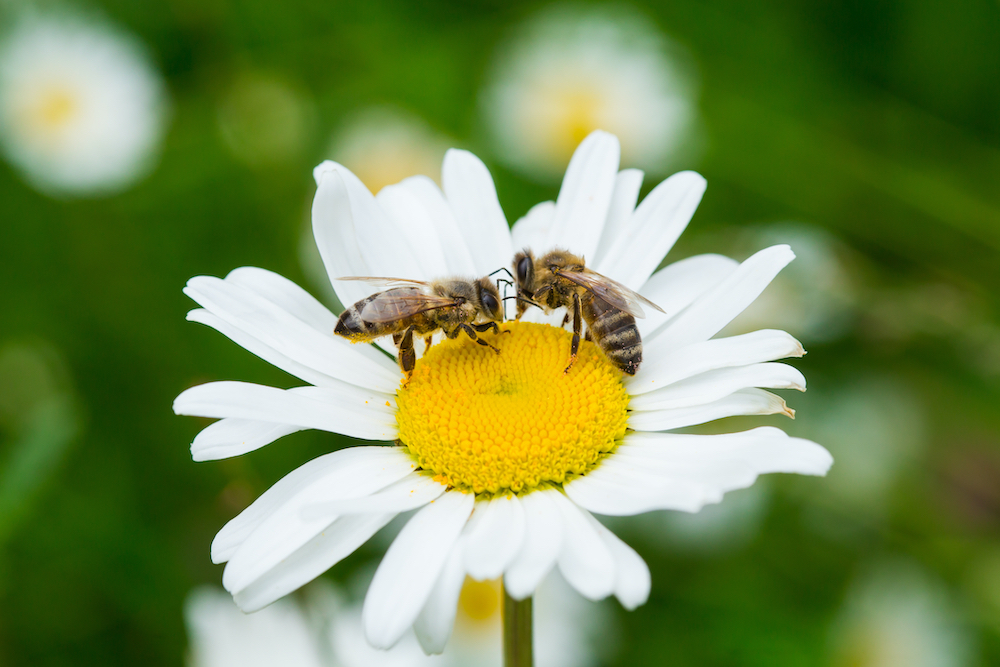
[
  {"xmin": 557, "ymin": 269, "xmax": 666, "ymax": 318},
  {"xmin": 336, "ymin": 276, "xmax": 432, "ymax": 289},
  {"xmin": 360, "ymin": 290, "xmax": 459, "ymax": 323}
]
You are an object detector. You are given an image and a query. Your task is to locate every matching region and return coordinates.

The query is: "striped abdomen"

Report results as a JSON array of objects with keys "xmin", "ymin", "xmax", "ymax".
[
  {"xmin": 583, "ymin": 294, "xmax": 642, "ymax": 375},
  {"xmin": 334, "ymin": 291, "xmax": 397, "ymax": 340}
]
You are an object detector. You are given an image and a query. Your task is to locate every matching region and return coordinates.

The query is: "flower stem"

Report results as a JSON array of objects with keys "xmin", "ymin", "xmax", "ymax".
[{"xmin": 503, "ymin": 586, "xmax": 533, "ymax": 667}]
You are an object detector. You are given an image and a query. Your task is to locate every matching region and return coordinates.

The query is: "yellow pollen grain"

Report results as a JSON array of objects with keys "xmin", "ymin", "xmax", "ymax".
[{"xmin": 395, "ymin": 321, "xmax": 629, "ymax": 495}]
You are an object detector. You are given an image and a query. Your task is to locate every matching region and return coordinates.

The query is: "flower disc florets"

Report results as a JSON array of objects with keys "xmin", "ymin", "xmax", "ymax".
[{"xmin": 395, "ymin": 322, "xmax": 629, "ymax": 494}]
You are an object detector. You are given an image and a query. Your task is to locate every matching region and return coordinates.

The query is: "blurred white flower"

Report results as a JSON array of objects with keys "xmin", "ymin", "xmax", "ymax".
[
  {"xmin": 0, "ymin": 15, "xmax": 168, "ymax": 196},
  {"xmin": 185, "ymin": 586, "xmax": 330, "ymax": 667},
  {"xmin": 723, "ymin": 225, "xmax": 856, "ymax": 345},
  {"xmin": 829, "ymin": 561, "xmax": 974, "ymax": 667},
  {"xmin": 629, "ymin": 482, "xmax": 771, "ymax": 555},
  {"xmin": 799, "ymin": 375, "xmax": 925, "ymax": 519},
  {"xmin": 217, "ymin": 72, "xmax": 314, "ymax": 167},
  {"xmin": 185, "ymin": 575, "xmax": 609, "ymax": 667},
  {"xmin": 330, "ymin": 573, "xmax": 610, "ymax": 667},
  {"xmin": 327, "ymin": 108, "xmax": 451, "ymax": 194},
  {"xmin": 481, "ymin": 5, "xmax": 698, "ymax": 179}
]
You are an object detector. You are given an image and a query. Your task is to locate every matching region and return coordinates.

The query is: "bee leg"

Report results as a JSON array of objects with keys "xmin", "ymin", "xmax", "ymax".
[
  {"xmin": 451, "ymin": 323, "xmax": 501, "ymax": 354},
  {"xmin": 473, "ymin": 321, "xmax": 510, "ymax": 337},
  {"xmin": 392, "ymin": 332, "xmax": 403, "ymax": 346},
  {"xmin": 424, "ymin": 336, "xmax": 434, "ymax": 352},
  {"xmin": 584, "ymin": 329, "xmax": 593, "ymax": 342},
  {"xmin": 563, "ymin": 292, "xmax": 582, "ymax": 374},
  {"xmin": 561, "ymin": 312, "xmax": 570, "ymax": 328},
  {"xmin": 398, "ymin": 326, "xmax": 417, "ymax": 376}
]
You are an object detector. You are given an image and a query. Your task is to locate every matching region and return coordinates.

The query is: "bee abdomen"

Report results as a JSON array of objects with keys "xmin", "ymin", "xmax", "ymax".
[
  {"xmin": 335, "ymin": 305, "xmax": 375, "ymax": 338},
  {"xmin": 585, "ymin": 299, "xmax": 643, "ymax": 375}
]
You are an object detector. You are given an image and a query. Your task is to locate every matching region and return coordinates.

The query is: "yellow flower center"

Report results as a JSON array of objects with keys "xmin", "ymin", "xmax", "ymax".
[
  {"xmin": 17, "ymin": 86, "xmax": 80, "ymax": 141},
  {"xmin": 457, "ymin": 577, "xmax": 501, "ymax": 624},
  {"xmin": 396, "ymin": 322, "xmax": 629, "ymax": 495},
  {"xmin": 38, "ymin": 89, "xmax": 78, "ymax": 128},
  {"xmin": 548, "ymin": 87, "xmax": 602, "ymax": 164}
]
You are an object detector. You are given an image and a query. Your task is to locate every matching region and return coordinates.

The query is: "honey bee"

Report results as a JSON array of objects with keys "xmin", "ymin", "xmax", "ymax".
[
  {"xmin": 334, "ymin": 276, "xmax": 505, "ymax": 376},
  {"xmin": 513, "ymin": 249, "xmax": 664, "ymax": 375}
]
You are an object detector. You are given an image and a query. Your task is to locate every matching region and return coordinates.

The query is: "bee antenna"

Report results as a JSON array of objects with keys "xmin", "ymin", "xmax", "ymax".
[
  {"xmin": 503, "ymin": 295, "xmax": 543, "ymax": 309},
  {"xmin": 489, "ymin": 267, "xmax": 515, "ymax": 281}
]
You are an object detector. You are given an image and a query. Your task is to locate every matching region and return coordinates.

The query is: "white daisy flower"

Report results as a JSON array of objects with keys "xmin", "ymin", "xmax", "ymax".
[
  {"xmin": 0, "ymin": 15, "xmax": 168, "ymax": 196},
  {"xmin": 331, "ymin": 573, "xmax": 608, "ymax": 667},
  {"xmin": 174, "ymin": 130, "xmax": 832, "ymax": 654},
  {"xmin": 481, "ymin": 6, "xmax": 697, "ymax": 179},
  {"xmin": 828, "ymin": 561, "xmax": 974, "ymax": 667},
  {"xmin": 185, "ymin": 586, "xmax": 329, "ymax": 667}
]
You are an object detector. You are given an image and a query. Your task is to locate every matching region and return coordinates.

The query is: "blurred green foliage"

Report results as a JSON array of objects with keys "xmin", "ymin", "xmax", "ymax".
[{"xmin": 1, "ymin": 0, "xmax": 999, "ymax": 665}]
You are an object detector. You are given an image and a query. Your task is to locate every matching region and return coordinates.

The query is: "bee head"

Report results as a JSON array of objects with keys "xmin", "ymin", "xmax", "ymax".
[{"xmin": 475, "ymin": 277, "xmax": 504, "ymax": 322}]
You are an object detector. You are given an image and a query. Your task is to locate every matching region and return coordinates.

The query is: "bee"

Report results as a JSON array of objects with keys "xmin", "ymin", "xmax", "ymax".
[
  {"xmin": 513, "ymin": 249, "xmax": 664, "ymax": 375},
  {"xmin": 334, "ymin": 276, "xmax": 505, "ymax": 376}
]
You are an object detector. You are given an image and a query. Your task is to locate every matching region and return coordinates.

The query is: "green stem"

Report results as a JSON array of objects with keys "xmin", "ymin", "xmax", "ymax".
[{"xmin": 503, "ymin": 586, "xmax": 533, "ymax": 667}]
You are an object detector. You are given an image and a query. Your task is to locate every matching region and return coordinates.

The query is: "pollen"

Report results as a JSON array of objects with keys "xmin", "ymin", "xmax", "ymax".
[{"xmin": 395, "ymin": 321, "xmax": 629, "ymax": 495}]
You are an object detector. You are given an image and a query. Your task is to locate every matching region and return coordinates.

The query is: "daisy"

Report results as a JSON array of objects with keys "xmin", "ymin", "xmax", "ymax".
[
  {"xmin": 185, "ymin": 586, "xmax": 330, "ymax": 667},
  {"xmin": 828, "ymin": 561, "xmax": 974, "ymax": 667},
  {"xmin": 330, "ymin": 573, "xmax": 610, "ymax": 667},
  {"xmin": 185, "ymin": 575, "xmax": 605, "ymax": 667},
  {"xmin": 481, "ymin": 6, "xmax": 697, "ymax": 179},
  {"xmin": 0, "ymin": 14, "xmax": 168, "ymax": 196},
  {"xmin": 174, "ymin": 130, "xmax": 832, "ymax": 655}
]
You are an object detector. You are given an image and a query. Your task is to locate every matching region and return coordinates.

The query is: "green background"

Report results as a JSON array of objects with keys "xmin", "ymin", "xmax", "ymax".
[{"xmin": 1, "ymin": 0, "xmax": 999, "ymax": 664}]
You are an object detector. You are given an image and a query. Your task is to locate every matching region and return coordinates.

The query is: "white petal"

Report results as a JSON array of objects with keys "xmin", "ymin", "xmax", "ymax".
[
  {"xmin": 395, "ymin": 176, "xmax": 478, "ymax": 276},
  {"xmin": 234, "ymin": 512, "xmax": 395, "ymax": 612},
  {"xmin": 223, "ymin": 452, "xmax": 417, "ymax": 594},
  {"xmin": 550, "ymin": 492, "xmax": 615, "ymax": 601},
  {"xmin": 621, "ymin": 427, "xmax": 833, "ymax": 478},
  {"xmin": 210, "ymin": 447, "xmax": 412, "ymax": 564},
  {"xmin": 184, "ymin": 275, "xmax": 399, "ymax": 393},
  {"xmin": 413, "ymin": 537, "xmax": 467, "ymax": 655},
  {"xmin": 441, "ymin": 149, "xmax": 513, "ymax": 276},
  {"xmin": 653, "ymin": 245, "xmax": 795, "ymax": 349},
  {"xmin": 504, "ymin": 489, "xmax": 565, "ymax": 600},
  {"xmin": 511, "ymin": 200, "xmax": 556, "ymax": 252},
  {"xmin": 636, "ymin": 254, "xmax": 740, "ymax": 338},
  {"xmin": 594, "ymin": 171, "xmax": 707, "ymax": 290},
  {"xmin": 568, "ymin": 427, "xmax": 832, "ymax": 517},
  {"xmin": 564, "ymin": 464, "xmax": 714, "ymax": 515},
  {"xmin": 463, "ymin": 494, "xmax": 526, "ymax": 581},
  {"xmin": 628, "ymin": 388, "xmax": 793, "ymax": 432},
  {"xmin": 363, "ymin": 490, "xmax": 475, "ymax": 649},
  {"xmin": 545, "ymin": 130, "xmax": 620, "ymax": 260},
  {"xmin": 190, "ymin": 417, "xmax": 302, "ymax": 461},
  {"xmin": 585, "ymin": 514, "xmax": 650, "ymax": 610},
  {"xmin": 224, "ymin": 266, "xmax": 338, "ymax": 333},
  {"xmin": 315, "ymin": 161, "xmax": 425, "ymax": 280},
  {"xmin": 186, "ymin": 309, "xmax": 338, "ymax": 391},
  {"xmin": 301, "ymin": 474, "xmax": 447, "ymax": 518},
  {"xmin": 628, "ymin": 363, "xmax": 805, "ymax": 412},
  {"xmin": 629, "ymin": 329, "xmax": 805, "ymax": 396},
  {"xmin": 173, "ymin": 381, "xmax": 398, "ymax": 441},
  {"xmin": 592, "ymin": 169, "xmax": 643, "ymax": 267},
  {"xmin": 375, "ymin": 183, "xmax": 450, "ymax": 278},
  {"xmin": 311, "ymin": 166, "xmax": 372, "ymax": 308}
]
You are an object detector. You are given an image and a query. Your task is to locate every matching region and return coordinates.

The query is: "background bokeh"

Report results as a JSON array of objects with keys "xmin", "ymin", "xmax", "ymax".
[{"xmin": 2, "ymin": 1, "xmax": 999, "ymax": 665}]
